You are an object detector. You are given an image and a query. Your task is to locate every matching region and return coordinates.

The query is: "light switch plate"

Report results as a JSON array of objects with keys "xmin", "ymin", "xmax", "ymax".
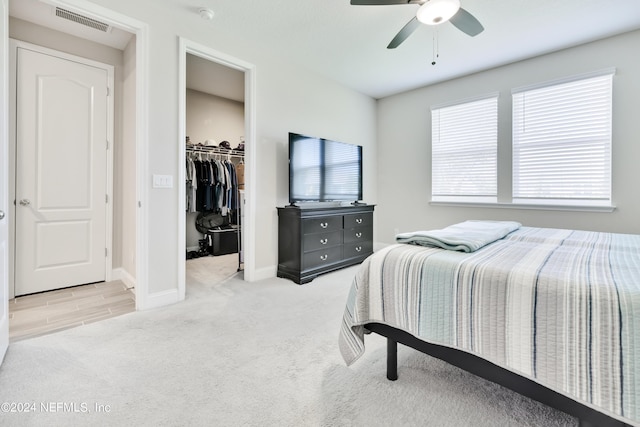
[{"xmin": 152, "ymin": 174, "xmax": 173, "ymax": 188}]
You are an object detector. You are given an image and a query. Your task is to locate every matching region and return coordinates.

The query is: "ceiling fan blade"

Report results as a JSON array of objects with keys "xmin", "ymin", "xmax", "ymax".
[
  {"xmin": 387, "ymin": 16, "xmax": 420, "ymax": 49},
  {"xmin": 351, "ymin": 0, "xmax": 421, "ymax": 4},
  {"xmin": 449, "ymin": 7, "xmax": 484, "ymax": 36}
]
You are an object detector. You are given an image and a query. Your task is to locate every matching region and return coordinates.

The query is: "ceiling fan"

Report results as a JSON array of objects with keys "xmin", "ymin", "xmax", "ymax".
[{"xmin": 351, "ymin": 0, "xmax": 484, "ymax": 49}]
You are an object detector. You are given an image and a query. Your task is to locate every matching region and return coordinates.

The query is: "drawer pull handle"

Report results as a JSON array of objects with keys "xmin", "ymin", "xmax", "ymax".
[
  {"xmin": 356, "ymin": 218, "xmax": 363, "ymax": 224},
  {"xmin": 355, "ymin": 232, "xmax": 362, "ymax": 238},
  {"xmin": 355, "ymin": 246, "xmax": 362, "ymax": 252},
  {"xmin": 320, "ymin": 238, "xmax": 328, "ymax": 245},
  {"xmin": 320, "ymin": 222, "xmax": 329, "ymax": 229},
  {"xmin": 320, "ymin": 254, "xmax": 328, "ymax": 261}
]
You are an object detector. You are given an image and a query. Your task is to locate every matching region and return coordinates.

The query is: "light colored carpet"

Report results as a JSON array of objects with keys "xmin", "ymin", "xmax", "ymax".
[
  {"xmin": 184, "ymin": 254, "xmax": 240, "ymax": 288},
  {"xmin": 0, "ymin": 263, "xmax": 577, "ymax": 426}
]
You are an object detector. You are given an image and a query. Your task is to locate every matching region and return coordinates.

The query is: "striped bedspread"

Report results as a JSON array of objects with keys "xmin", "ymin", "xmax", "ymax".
[{"xmin": 339, "ymin": 226, "xmax": 640, "ymax": 425}]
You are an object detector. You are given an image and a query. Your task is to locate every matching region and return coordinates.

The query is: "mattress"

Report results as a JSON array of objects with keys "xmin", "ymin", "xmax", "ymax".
[{"xmin": 339, "ymin": 226, "xmax": 640, "ymax": 425}]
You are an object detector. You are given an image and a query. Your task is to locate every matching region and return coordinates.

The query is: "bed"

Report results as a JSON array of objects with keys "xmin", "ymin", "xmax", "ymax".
[{"xmin": 339, "ymin": 221, "xmax": 640, "ymax": 427}]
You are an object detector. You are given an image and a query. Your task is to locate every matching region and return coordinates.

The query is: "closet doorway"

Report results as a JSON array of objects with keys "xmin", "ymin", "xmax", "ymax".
[{"xmin": 179, "ymin": 41, "xmax": 255, "ymax": 298}]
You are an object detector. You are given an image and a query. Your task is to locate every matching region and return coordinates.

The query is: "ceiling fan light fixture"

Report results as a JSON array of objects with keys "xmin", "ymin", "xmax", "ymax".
[{"xmin": 417, "ymin": 0, "xmax": 461, "ymax": 25}]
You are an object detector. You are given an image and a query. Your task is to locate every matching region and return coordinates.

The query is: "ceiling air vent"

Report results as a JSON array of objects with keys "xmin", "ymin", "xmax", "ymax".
[{"xmin": 55, "ymin": 7, "xmax": 110, "ymax": 33}]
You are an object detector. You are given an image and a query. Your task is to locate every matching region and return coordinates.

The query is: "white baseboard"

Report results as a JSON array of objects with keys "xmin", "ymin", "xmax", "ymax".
[
  {"xmin": 251, "ymin": 265, "xmax": 277, "ymax": 282},
  {"xmin": 111, "ymin": 267, "xmax": 136, "ymax": 289},
  {"xmin": 137, "ymin": 288, "xmax": 181, "ymax": 311}
]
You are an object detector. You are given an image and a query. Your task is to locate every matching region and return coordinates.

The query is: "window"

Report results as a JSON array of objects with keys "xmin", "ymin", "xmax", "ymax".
[
  {"xmin": 512, "ymin": 70, "xmax": 614, "ymax": 206},
  {"xmin": 431, "ymin": 95, "xmax": 498, "ymax": 203}
]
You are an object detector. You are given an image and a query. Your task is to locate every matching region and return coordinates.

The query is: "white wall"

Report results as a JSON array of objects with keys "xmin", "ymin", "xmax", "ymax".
[
  {"xmin": 186, "ymin": 89, "xmax": 244, "ymax": 147},
  {"xmin": 376, "ymin": 30, "xmax": 640, "ymax": 244},
  {"xmin": 259, "ymin": 65, "xmax": 378, "ymax": 271}
]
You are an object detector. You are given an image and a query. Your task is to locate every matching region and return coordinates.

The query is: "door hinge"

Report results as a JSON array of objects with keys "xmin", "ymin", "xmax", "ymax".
[
  {"xmin": 105, "ymin": 194, "xmax": 109, "ymax": 203},
  {"xmin": 106, "ymin": 139, "xmax": 109, "ymax": 150},
  {"xmin": 105, "ymin": 248, "xmax": 108, "ymax": 257},
  {"xmin": 107, "ymin": 86, "xmax": 110, "ymax": 96}
]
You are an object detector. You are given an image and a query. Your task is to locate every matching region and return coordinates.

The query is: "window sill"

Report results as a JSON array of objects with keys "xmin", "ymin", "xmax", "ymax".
[{"xmin": 429, "ymin": 201, "xmax": 616, "ymax": 213}]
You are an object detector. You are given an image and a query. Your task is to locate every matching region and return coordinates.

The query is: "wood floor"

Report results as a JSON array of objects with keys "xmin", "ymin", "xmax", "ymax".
[
  {"xmin": 9, "ymin": 281, "xmax": 135, "ymax": 342},
  {"xmin": 8, "ymin": 253, "xmax": 240, "ymax": 342}
]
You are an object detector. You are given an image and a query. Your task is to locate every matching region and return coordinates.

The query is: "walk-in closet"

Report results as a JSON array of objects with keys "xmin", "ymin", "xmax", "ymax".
[{"xmin": 185, "ymin": 54, "xmax": 246, "ymax": 288}]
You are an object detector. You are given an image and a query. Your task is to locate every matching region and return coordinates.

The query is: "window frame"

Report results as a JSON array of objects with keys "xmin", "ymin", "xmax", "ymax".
[
  {"xmin": 511, "ymin": 68, "xmax": 615, "ymax": 208},
  {"xmin": 428, "ymin": 69, "xmax": 616, "ymax": 213},
  {"xmin": 430, "ymin": 93, "xmax": 499, "ymax": 204}
]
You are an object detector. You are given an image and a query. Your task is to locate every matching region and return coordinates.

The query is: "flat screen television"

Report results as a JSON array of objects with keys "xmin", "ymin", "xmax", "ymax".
[{"xmin": 289, "ymin": 132, "xmax": 363, "ymax": 204}]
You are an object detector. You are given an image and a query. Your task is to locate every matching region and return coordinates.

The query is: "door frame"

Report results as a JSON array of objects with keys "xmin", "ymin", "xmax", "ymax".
[
  {"xmin": 8, "ymin": 39, "xmax": 115, "ymax": 299},
  {"xmin": 178, "ymin": 37, "xmax": 257, "ymax": 300},
  {"xmin": 1, "ymin": 0, "xmax": 10, "ymax": 362}
]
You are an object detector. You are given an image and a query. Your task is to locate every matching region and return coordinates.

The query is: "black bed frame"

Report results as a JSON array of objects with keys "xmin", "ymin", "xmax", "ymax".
[{"xmin": 365, "ymin": 323, "xmax": 631, "ymax": 427}]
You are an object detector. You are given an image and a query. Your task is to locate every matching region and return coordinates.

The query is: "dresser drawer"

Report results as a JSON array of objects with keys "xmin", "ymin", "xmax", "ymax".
[
  {"xmin": 344, "ymin": 241, "xmax": 373, "ymax": 259},
  {"xmin": 303, "ymin": 230, "xmax": 343, "ymax": 252},
  {"xmin": 303, "ymin": 247, "xmax": 343, "ymax": 270},
  {"xmin": 344, "ymin": 212, "xmax": 373, "ymax": 229},
  {"xmin": 344, "ymin": 226, "xmax": 373, "ymax": 244},
  {"xmin": 302, "ymin": 215, "xmax": 342, "ymax": 234}
]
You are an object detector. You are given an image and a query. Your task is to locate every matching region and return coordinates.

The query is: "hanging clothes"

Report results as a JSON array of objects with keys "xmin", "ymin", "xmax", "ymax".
[
  {"xmin": 236, "ymin": 162, "xmax": 245, "ymax": 190},
  {"xmin": 186, "ymin": 149, "xmax": 242, "ymax": 217},
  {"xmin": 186, "ymin": 156, "xmax": 198, "ymax": 213},
  {"xmin": 225, "ymin": 160, "xmax": 238, "ymax": 210}
]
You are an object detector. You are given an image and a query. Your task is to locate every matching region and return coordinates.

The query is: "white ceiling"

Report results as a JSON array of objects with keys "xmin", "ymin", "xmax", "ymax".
[
  {"xmin": 9, "ymin": 0, "xmax": 134, "ymax": 50},
  {"xmin": 9, "ymin": 0, "xmax": 640, "ymax": 100},
  {"xmin": 9, "ymin": 0, "xmax": 245, "ymax": 101},
  {"xmin": 186, "ymin": 54, "xmax": 245, "ymax": 103}
]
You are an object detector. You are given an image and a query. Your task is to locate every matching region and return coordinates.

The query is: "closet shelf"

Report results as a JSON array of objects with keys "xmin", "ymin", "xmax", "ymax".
[{"xmin": 186, "ymin": 145, "xmax": 244, "ymax": 157}]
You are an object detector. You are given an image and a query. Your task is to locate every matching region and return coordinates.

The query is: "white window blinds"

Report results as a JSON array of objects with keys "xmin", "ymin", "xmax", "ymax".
[
  {"xmin": 431, "ymin": 95, "xmax": 498, "ymax": 202},
  {"xmin": 512, "ymin": 70, "xmax": 613, "ymax": 206}
]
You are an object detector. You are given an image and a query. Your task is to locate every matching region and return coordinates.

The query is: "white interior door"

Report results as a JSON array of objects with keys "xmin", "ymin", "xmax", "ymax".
[
  {"xmin": 0, "ymin": 0, "xmax": 9, "ymax": 362},
  {"xmin": 15, "ymin": 46, "xmax": 109, "ymax": 296}
]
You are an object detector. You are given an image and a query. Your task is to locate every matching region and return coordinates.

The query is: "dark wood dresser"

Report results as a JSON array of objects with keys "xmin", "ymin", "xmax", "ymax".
[{"xmin": 277, "ymin": 205, "xmax": 374, "ymax": 284}]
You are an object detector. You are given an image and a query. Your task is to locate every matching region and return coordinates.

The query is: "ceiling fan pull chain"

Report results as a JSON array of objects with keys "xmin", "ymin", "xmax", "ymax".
[{"xmin": 432, "ymin": 28, "xmax": 440, "ymax": 65}]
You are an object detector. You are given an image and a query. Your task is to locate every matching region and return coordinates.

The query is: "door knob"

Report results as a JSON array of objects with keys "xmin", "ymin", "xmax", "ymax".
[
  {"xmin": 0, "ymin": 210, "xmax": 4, "ymax": 220},
  {"xmin": 19, "ymin": 199, "xmax": 30, "ymax": 206}
]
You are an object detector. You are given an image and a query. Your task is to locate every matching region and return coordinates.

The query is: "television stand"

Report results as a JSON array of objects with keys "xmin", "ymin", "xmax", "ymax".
[{"xmin": 277, "ymin": 204, "xmax": 374, "ymax": 284}]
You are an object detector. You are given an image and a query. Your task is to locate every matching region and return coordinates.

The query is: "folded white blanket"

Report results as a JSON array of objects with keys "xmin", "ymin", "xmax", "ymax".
[{"xmin": 395, "ymin": 220, "xmax": 521, "ymax": 252}]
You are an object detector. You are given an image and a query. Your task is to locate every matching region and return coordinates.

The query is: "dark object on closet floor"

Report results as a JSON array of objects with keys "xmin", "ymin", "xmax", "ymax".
[
  {"xmin": 207, "ymin": 226, "xmax": 238, "ymax": 256},
  {"xmin": 196, "ymin": 238, "xmax": 210, "ymax": 257},
  {"xmin": 195, "ymin": 211, "xmax": 228, "ymax": 234},
  {"xmin": 365, "ymin": 323, "xmax": 630, "ymax": 427}
]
